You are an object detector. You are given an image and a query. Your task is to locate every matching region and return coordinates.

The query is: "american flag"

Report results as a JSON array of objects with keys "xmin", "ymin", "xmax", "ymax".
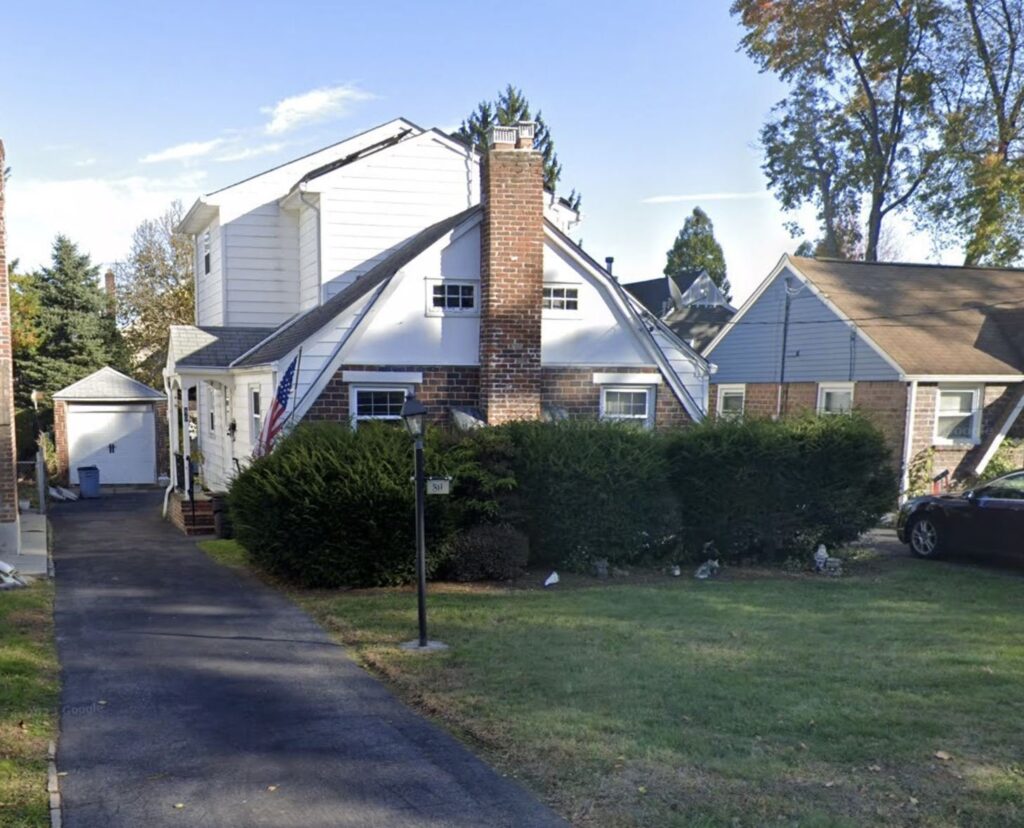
[{"xmin": 256, "ymin": 355, "xmax": 298, "ymax": 456}]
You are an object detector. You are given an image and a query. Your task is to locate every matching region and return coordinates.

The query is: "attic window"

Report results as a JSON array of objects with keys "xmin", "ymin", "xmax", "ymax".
[
  {"xmin": 543, "ymin": 286, "xmax": 579, "ymax": 312},
  {"xmin": 426, "ymin": 280, "xmax": 478, "ymax": 316},
  {"xmin": 202, "ymin": 231, "xmax": 211, "ymax": 275}
]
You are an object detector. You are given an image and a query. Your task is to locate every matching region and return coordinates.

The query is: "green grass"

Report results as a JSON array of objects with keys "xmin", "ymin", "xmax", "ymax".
[
  {"xmin": 198, "ymin": 539, "xmax": 250, "ymax": 569},
  {"xmin": 0, "ymin": 582, "xmax": 57, "ymax": 828},
  {"xmin": 201, "ymin": 541, "xmax": 1024, "ymax": 826}
]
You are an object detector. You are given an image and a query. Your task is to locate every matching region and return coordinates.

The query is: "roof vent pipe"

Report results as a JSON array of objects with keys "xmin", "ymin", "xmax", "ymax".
[{"xmin": 605, "ymin": 256, "xmax": 614, "ymax": 277}]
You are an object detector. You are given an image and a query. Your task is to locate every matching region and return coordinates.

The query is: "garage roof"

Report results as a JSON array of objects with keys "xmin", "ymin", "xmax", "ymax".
[{"xmin": 53, "ymin": 367, "xmax": 164, "ymax": 401}]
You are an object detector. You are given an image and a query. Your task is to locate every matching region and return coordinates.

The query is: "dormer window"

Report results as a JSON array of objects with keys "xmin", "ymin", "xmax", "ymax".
[
  {"xmin": 202, "ymin": 231, "xmax": 211, "ymax": 275},
  {"xmin": 426, "ymin": 280, "xmax": 478, "ymax": 316}
]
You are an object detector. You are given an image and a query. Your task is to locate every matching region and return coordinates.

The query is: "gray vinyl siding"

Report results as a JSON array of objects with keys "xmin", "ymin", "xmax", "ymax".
[{"xmin": 708, "ymin": 267, "xmax": 900, "ymax": 383}]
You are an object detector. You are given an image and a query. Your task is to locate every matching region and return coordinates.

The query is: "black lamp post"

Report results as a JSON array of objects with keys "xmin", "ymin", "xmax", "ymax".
[{"xmin": 400, "ymin": 395, "xmax": 429, "ymax": 648}]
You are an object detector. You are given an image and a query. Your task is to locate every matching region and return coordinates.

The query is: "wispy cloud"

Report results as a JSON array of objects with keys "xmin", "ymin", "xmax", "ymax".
[
  {"xmin": 262, "ymin": 84, "xmax": 374, "ymax": 135},
  {"xmin": 642, "ymin": 191, "xmax": 770, "ymax": 204},
  {"xmin": 73, "ymin": 158, "xmax": 97, "ymax": 168},
  {"xmin": 215, "ymin": 142, "xmax": 285, "ymax": 162},
  {"xmin": 140, "ymin": 138, "xmax": 226, "ymax": 164}
]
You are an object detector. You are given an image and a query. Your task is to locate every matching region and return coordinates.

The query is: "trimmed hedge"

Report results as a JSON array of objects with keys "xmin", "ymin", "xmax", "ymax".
[
  {"xmin": 501, "ymin": 419, "xmax": 677, "ymax": 568},
  {"xmin": 665, "ymin": 413, "xmax": 897, "ymax": 561},
  {"xmin": 228, "ymin": 413, "xmax": 897, "ymax": 586}
]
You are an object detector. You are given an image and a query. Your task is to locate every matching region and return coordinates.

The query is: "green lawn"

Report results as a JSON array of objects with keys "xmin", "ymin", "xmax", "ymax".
[
  {"xmin": 201, "ymin": 540, "xmax": 1024, "ymax": 826},
  {"xmin": 0, "ymin": 582, "xmax": 57, "ymax": 828}
]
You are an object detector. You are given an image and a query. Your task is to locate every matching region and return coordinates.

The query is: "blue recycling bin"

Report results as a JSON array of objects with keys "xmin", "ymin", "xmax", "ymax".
[{"xmin": 78, "ymin": 465, "xmax": 101, "ymax": 498}]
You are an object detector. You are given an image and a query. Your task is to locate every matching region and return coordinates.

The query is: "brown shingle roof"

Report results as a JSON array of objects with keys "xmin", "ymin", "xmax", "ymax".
[{"xmin": 792, "ymin": 256, "xmax": 1024, "ymax": 376}]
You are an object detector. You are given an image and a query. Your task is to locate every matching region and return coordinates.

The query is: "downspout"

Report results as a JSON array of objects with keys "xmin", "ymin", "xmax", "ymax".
[
  {"xmin": 899, "ymin": 380, "xmax": 918, "ymax": 504},
  {"xmin": 161, "ymin": 371, "xmax": 175, "ymax": 518},
  {"xmin": 299, "ymin": 186, "xmax": 322, "ymax": 306}
]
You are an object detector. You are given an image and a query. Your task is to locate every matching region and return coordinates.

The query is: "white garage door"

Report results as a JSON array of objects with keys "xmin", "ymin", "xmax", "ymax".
[{"xmin": 67, "ymin": 404, "xmax": 157, "ymax": 485}]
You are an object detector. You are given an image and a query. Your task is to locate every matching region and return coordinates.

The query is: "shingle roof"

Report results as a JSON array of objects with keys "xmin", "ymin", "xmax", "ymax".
[
  {"xmin": 170, "ymin": 326, "xmax": 277, "ymax": 369},
  {"xmin": 624, "ymin": 271, "xmax": 701, "ymax": 315},
  {"xmin": 53, "ymin": 367, "xmax": 163, "ymax": 400},
  {"xmin": 234, "ymin": 205, "xmax": 482, "ymax": 367},
  {"xmin": 793, "ymin": 256, "xmax": 1024, "ymax": 376},
  {"xmin": 664, "ymin": 305, "xmax": 735, "ymax": 352}
]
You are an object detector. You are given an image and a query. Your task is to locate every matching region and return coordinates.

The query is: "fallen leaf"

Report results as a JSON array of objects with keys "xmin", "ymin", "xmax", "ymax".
[
  {"xmin": 267, "ymin": 785, "xmax": 278, "ymax": 792},
  {"xmin": 799, "ymin": 742, "xmax": 809, "ymax": 751},
  {"xmin": 173, "ymin": 803, "xmax": 184, "ymax": 809},
  {"xmin": 935, "ymin": 751, "xmax": 953, "ymax": 761},
  {"xmin": 824, "ymin": 781, "xmax": 835, "ymax": 788},
  {"xmin": 909, "ymin": 797, "xmax": 919, "ymax": 806},
  {"xmin": 98, "ymin": 700, "xmax": 107, "ymax": 705},
  {"xmin": 637, "ymin": 786, "xmax": 647, "ymax": 794},
  {"xmin": 868, "ymin": 764, "xmax": 881, "ymax": 772},
  {"xmin": 17, "ymin": 720, "xmax": 26, "ymax": 730}
]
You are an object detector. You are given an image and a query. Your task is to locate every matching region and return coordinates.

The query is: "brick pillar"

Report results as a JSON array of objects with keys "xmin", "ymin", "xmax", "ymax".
[
  {"xmin": 0, "ymin": 141, "xmax": 20, "ymax": 552},
  {"xmin": 478, "ymin": 122, "xmax": 544, "ymax": 425},
  {"xmin": 53, "ymin": 400, "xmax": 69, "ymax": 483}
]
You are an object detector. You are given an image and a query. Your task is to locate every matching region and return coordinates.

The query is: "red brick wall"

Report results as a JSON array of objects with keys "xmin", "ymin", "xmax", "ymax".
[
  {"xmin": 54, "ymin": 400, "xmax": 69, "ymax": 483},
  {"xmin": 155, "ymin": 401, "xmax": 169, "ymax": 476},
  {"xmin": 479, "ymin": 136, "xmax": 544, "ymax": 424},
  {"xmin": 542, "ymin": 367, "xmax": 691, "ymax": 428},
  {"xmin": 0, "ymin": 140, "xmax": 17, "ymax": 525},
  {"xmin": 306, "ymin": 364, "xmax": 692, "ymax": 429}
]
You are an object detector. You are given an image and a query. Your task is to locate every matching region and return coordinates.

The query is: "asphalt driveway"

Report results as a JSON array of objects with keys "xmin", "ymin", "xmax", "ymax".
[{"xmin": 51, "ymin": 493, "xmax": 563, "ymax": 827}]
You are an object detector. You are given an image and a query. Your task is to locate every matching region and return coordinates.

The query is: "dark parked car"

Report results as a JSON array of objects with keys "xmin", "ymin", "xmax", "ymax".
[{"xmin": 897, "ymin": 470, "xmax": 1024, "ymax": 558}]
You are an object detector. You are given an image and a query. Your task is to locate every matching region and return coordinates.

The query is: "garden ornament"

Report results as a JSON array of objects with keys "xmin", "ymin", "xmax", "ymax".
[{"xmin": 814, "ymin": 544, "xmax": 829, "ymax": 572}]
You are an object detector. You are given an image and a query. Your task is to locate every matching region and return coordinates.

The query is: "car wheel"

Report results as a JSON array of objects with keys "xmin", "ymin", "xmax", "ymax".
[{"xmin": 908, "ymin": 515, "xmax": 943, "ymax": 558}]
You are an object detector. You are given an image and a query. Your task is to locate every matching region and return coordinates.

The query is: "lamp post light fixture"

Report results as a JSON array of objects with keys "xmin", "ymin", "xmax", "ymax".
[{"xmin": 399, "ymin": 395, "xmax": 446, "ymax": 652}]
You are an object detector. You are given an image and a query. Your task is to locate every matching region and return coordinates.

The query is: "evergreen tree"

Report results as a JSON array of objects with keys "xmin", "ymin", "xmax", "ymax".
[
  {"xmin": 455, "ymin": 84, "xmax": 581, "ymax": 211},
  {"xmin": 8, "ymin": 259, "xmax": 43, "ymax": 408},
  {"xmin": 18, "ymin": 236, "xmax": 128, "ymax": 405},
  {"xmin": 663, "ymin": 207, "xmax": 731, "ymax": 301}
]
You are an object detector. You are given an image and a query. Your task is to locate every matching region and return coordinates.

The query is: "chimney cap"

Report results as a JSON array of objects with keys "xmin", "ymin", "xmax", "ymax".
[{"xmin": 486, "ymin": 121, "xmax": 537, "ymax": 149}]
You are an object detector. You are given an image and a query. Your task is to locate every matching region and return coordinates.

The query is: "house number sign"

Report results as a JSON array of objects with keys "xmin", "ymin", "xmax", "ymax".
[{"xmin": 426, "ymin": 477, "xmax": 451, "ymax": 496}]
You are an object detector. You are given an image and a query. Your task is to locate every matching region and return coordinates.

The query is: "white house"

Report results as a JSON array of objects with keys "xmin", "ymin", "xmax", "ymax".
[{"xmin": 165, "ymin": 118, "xmax": 711, "ymax": 529}]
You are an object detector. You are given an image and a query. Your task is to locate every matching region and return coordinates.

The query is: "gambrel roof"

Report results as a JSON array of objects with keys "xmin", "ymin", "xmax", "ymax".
[{"xmin": 53, "ymin": 367, "xmax": 163, "ymax": 401}]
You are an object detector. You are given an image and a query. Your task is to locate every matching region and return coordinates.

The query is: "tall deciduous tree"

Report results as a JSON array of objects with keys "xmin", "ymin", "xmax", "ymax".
[
  {"xmin": 113, "ymin": 201, "xmax": 194, "ymax": 387},
  {"xmin": 455, "ymin": 84, "xmax": 581, "ymax": 211},
  {"xmin": 921, "ymin": 0, "xmax": 1024, "ymax": 265},
  {"xmin": 732, "ymin": 0, "xmax": 943, "ymax": 261},
  {"xmin": 663, "ymin": 207, "xmax": 731, "ymax": 300},
  {"xmin": 8, "ymin": 259, "xmax": 42, "ymax": 407},
  {"xmin": 17, "ymin": 236, "xmax": 128, "ymax": 405}
]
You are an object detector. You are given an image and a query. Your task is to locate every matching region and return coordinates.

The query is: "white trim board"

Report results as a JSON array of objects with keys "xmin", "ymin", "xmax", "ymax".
[
  {"xmin": 974, "ymin": 389, "xmax": 1024, "ymax": 475},
  {"xmin": 592, "ymin": 372, "xmax": 658, "ymax": 385},
  {"xmin": 342, "ymin": 371, "xmax": 423, "ymax": 384}
]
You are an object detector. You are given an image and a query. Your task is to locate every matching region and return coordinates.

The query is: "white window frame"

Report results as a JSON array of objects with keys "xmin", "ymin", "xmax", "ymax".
[
  {"xmin": 349, "ymin": 385, "xmax": 413, "ymax": 429},
  {"xmin": 207, "ymin": 385, "xmax": 216, "ymax": 433},
  {"xmin": 249, "ymin": 384, "xmax": 262, "ymax": 445},
  {"xmin": 202, "ymin": 230, "xmax": 211, "ymax": 275},
  {"xmin": 542, "ymin": 284, "xmax": 581, "ymax": 318},
  {"xmin": 717, "ymin": 384, "xmax": 746, "ymax": 419},
  {"xmin": 933, "ymin": 385, "xmax": 983, "ymax": 447},
  {"xmin": 600, "ymin": 385, "xmax": 655, "ymax": 429},
  {"xmin": 817, "ymin": 382, "xmax": 855, "ymax": 415},
  {"xmin": 425, "ymin": 279, "xmax": 479, "ymax": 317}
]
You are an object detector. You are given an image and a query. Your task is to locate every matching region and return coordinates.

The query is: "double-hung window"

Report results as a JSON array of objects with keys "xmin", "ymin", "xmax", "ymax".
[
  {"xmin": 351, "ymin": 387, "xmax": 408, "ymax": 427},
  {"xmin": 427, "ymin": 280, "xmax": 477, "ymax": 316},
  {"xmin": 934, "ymin": 386, "xmax": 982, "ymax": 445},
  {"xmin": 601, "ymin": 386, "xmax": 654, "ymax": 428},
  {"xmin": 202, "ymin": 231, "xmax": 211, "ymax": 275},
  {"xmin": 249, "ymin": 386, "xmax": 262, "ymax": 444},
  {"xmin": 207, "ymin": 385, "xmax": 216, "ymax": 432},
  {"xmin": 817, "ymin": 382, "xmax": 854, "ymax": 415},
  {"xmin": 717, "ymin": 384, "xmax": 745, "ymax": 419}
]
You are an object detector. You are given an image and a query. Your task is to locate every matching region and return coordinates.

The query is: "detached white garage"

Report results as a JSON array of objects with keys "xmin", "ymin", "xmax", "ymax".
[{"xmin": 53, "ymin": 367, "xmax": 165, "ymax": 486}]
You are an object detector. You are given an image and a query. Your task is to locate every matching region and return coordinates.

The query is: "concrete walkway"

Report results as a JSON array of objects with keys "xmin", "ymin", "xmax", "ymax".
[{"xmin": 51, "ymin": 493, "xmax": 563, "ymax": 827}]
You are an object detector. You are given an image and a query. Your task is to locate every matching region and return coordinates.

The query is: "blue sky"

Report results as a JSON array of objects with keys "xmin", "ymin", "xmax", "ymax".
[{"xmin": 0, "ymin": 1, "xmax": 934, "ymax": 301}]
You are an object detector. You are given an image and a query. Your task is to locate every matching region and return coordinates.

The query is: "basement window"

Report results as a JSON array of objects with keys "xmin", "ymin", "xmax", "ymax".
[
  {"xmin": 717, "ymin": 384, "xmax": 745, "ymax": 419},
  {"xmin": 426, "ymin": 281, "xmax": 477, "ymax": 316},
  {"xmin": 543, "ymin": 285, "xmax": 579, "ymax": 312},
  {"xmin": 817, "ymin": 383, "xmax": 854, "ymax": 415},
  {"xmin": 601, "ymin": 386, "xmax": 654, "ymax": 429}
]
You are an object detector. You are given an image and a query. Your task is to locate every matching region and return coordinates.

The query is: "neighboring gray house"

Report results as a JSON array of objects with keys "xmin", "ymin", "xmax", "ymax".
[
  {"xmin": 704, "ymin": 254, "xmax": 1024, "ymax": 495},
  {"xmin": 625, "ymin": 269, "xmax": 735, "ymax": 350}
]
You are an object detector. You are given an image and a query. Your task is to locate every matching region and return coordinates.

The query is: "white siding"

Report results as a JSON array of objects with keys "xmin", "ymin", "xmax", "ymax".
[
  {"xmin": 541, "ymin": 243, "xmax": 652, "ymax": 366},
  {"xmin": 313, "ymin": 133, "xmax": 478, "ymax": 298},
  {"xmin": 230, "ymin": 372, "xmax": 273, "ymax": 464},
  {"xmin": 298, "ymin": 198, "xmax": 320, "ymax": 310},
  {"xmin": 196, "ymin": 218, "xmax": 224, "ymax": 326},
  {"xmin": 223, "ymin": 203, "xmax": 300, "ymax": 327},
  {"xmin": 196, "ymin": 380, "xmax": 231, "ymax": 491}
]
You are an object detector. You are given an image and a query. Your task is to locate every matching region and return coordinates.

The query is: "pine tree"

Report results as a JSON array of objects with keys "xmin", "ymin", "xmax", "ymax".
[
  {"xmin": 663, "ymin": 207, "xmax": 731, "ymax": 301},
  {"xmin": 17, "ymin": 236, "xmax": 129, "ymax": 405},
  {"xmin": 455, "ymin": 84, "xmax": 581, "ymax": 211}
]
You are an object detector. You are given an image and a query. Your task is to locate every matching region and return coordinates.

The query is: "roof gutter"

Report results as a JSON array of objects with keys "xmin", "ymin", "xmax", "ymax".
[{"xmin": 899, "ymin": 379, "xmax": 918, "ymax": 504}]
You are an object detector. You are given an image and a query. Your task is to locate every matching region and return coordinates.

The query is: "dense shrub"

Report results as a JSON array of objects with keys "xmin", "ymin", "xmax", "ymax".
[
  {"xmin": 445, "ymin": 523, "xmax": 529, "ymax": 582},
  {"xmin": 500, "ymin": 419, "xmax": 678, "ymax": 569},
  {"xmin": 665, "ymin": 413, "xmax": 897, "ymax": 562},
  {"xmin": 229, "ymin": 422, "xmax": 465, "ymax": 588}
]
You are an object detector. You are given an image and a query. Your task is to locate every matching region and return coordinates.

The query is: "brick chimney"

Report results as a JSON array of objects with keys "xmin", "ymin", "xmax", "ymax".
[
  {"xmin": 0, "ymin": 141, "xmax": 20, "ymax": 552},
  {"xmin": 104, "ymin": 268, "xmax": 116, "ymax": 316},
  {"xmin": 478, "ymin": 122, "xmax": 544, "ymax": 424}
]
